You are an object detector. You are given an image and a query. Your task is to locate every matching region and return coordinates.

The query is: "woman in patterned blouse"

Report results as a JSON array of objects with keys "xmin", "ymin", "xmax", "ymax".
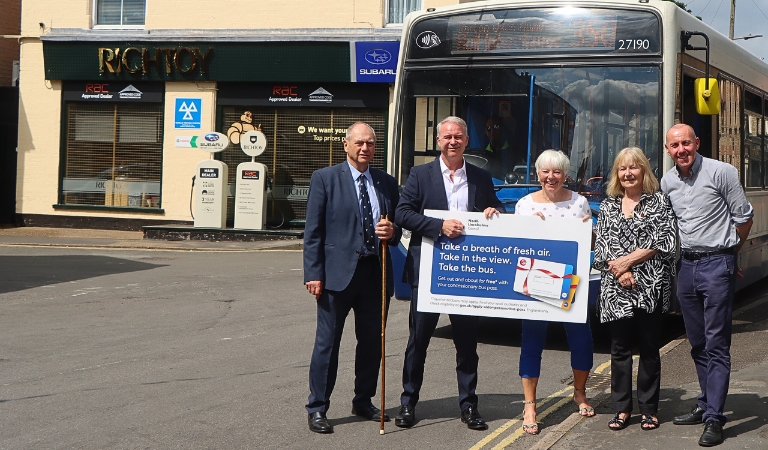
[
  {"xmin": 593, "ymin": 147, "xmax": 676, "ymax": 431},
  {"xmin": 514, "ymin": 150, "xmax": 595, "ymax": 435}
]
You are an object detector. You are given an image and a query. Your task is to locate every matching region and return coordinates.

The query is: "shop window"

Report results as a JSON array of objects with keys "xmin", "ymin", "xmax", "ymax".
[
  {"xmin": 765, "ymin": 98, "xmax": 768, "ymax": 188},
  {"xmin": 718, "ymin": 78, "xmax": 741, "ymax": 178},
  {"xmin": 95, "ymin": 0, "xmax": 146, "ymax": 26},
  {"xmin": 219, "ymin": 107, "xmax": 387, "ymax": 225},
  {"xmin": 61, "ymin": 102, "xmax": 163, "ymax": 209},
  {"xmin": 387, "ymin": 0, "xmax": 422, "ymax": 25}
]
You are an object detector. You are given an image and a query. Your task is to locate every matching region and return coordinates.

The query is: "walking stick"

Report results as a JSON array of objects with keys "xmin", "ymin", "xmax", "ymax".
[{"xmin": 380, "ymin": 214, "xmax": 388, "ymax": 435}]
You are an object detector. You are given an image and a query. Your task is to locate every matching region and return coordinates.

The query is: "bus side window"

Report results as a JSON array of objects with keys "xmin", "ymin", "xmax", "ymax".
[{"xmin": 718, "ymin": 78, "xmax": 742, "ymax": 178}]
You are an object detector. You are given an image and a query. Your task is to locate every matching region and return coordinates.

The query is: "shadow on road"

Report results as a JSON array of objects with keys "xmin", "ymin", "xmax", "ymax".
[
  {"xmin": 0, "ymin": 255, "xmax": 166, "ymax": 294},
  {"xmin": 433, "ymin": 314, "xmax": 687, "ymax": 356}
]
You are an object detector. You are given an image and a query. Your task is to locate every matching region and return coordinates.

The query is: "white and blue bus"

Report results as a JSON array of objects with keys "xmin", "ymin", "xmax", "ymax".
[{"xmin": 387, "ymin": 0, "xmax": 768, "ymax": 306}]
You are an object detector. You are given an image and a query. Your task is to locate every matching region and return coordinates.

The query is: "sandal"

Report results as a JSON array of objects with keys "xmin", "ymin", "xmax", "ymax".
[
  {"xmin": 573, "ymin": 388, "xmax": 595, "ymax": 417},
  {"xmin": 522, "ymin": 400, "xmax": 539, "ymax": 435},
  {"xmin": 641, "ymin": 414, "xmax": 660, "ymax": 430},
  {"xmin": 608, "ymin": 412, "xmax": 631, "ymax": 431}
]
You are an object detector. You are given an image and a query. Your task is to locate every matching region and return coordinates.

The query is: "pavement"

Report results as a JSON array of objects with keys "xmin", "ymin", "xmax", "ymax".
[
  {"xmin": 1, "ymin": 225, "xmax": 767, "ymax": 449},
  {"xmin": 547, "ymin": 283, "xmax": 768, "ymax": 450},
  {"xmin": 0, "ymin": 225, "xmax": 304, "ymax": 252}
]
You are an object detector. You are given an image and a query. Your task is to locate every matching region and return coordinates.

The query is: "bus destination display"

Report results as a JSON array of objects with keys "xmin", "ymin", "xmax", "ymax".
[
  {"xmin": 451, "ymin": 16, "xmax": 619, "ymax": 54},
  {"xmin": 408, "ymin": 8, "xmax": 660, "ymax": 58}
]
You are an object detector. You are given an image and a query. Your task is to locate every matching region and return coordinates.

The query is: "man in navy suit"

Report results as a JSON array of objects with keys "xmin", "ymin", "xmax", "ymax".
[
  {"xmin": 395, "ymin": 116, "xmax": 504, "ymax": 430},
  {"xmin": 303, "ymin": 122, "xmax": 401, "ymax": 434}
]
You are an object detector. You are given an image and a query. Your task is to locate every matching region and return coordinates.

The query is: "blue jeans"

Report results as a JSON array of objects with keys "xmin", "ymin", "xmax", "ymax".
[
  {"xmin": 519, "ymin": 319, "xmax": 593, "ymax": 378},
  {"xmin": 676, "ymin": 253, "xmax": 737, "ymax": 425}
]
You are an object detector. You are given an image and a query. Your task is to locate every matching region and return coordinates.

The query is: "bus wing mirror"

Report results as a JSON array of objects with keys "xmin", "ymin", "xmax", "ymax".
[
  {"xmin": 694, "ymin": 77, "xmax": 721, "ymax": 115},
  {"xmin": 682, "ymin": 31, "xmax": 720, "ymax": 116}
]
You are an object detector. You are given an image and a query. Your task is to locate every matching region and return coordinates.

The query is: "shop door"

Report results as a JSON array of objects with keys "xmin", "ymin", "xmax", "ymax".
[{"xmin": 0, "ymin": 87, "xmax": 19, "ymax": 224}]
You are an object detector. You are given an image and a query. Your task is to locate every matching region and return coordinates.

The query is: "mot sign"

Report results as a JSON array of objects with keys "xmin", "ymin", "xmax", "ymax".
[{"xmin": 175, "ymin": 98, "xmax": 202, "ymax": 129}]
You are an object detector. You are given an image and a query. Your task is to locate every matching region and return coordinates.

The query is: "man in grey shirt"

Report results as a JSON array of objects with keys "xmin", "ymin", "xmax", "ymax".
[{"xmin": 661, "ymin": 124, "xmax": 753, "ymax": 447}]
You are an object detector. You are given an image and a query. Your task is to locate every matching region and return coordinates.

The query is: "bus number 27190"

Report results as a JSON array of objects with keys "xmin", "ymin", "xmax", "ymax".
[{"xmin": 617, "ymin": 39, "xmax": 650, "ymax": 50}]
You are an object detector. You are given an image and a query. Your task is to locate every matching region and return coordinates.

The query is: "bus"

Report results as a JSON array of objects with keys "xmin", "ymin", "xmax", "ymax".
[{"xmin": 388, "ymin": 0, "xmax": 768, "ymax": 304}]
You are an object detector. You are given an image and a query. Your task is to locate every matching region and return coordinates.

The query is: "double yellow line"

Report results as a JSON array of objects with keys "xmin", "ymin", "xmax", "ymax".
[{"xmin": 470, "ymin": 359, "xmax": 615, "ymax": 450}]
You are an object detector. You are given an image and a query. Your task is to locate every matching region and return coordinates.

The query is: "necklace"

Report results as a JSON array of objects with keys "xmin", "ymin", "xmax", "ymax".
[{"xmin": 621, "ymin": 195, "xmax": 639, "ymax": 218}]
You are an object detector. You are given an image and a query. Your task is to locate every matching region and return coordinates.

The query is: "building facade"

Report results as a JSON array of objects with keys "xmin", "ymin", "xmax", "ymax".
[{"xmin": 16, "ymin": 0, "xmax": 455, "ymax": 229}]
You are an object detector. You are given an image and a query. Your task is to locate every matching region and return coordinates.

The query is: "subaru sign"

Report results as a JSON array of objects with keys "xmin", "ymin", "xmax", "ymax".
[
  {"xmin": 365, "ymin": 49, "xmax": 392, "ymax": 65},
  {"xmin": 354, "ymin": 41, "xmax": 399, "ymax": 83}
]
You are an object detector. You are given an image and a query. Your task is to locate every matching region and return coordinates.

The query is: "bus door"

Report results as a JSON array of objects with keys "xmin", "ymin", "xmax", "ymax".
[{"xmin": 464, "ymin": 74, "xmax": 577, "ymax": 201}]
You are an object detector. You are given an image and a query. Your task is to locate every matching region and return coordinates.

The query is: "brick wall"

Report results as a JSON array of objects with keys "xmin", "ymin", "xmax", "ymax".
[
  {"xmin": 147, "ymin": 0, "xmax": 384, "ymax": 29},
  {"xmin": 19, "ymin": 0, "xmax": 389, "ymax": 30},
  {"xmin": 0, "ymin": 0, "xmax": 21, "ymax": 86}
]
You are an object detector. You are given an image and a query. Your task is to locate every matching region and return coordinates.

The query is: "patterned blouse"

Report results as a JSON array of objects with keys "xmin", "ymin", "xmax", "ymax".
[{"xmin": 592, "ymin": 191, "xmax": 677, "ymax": 323}]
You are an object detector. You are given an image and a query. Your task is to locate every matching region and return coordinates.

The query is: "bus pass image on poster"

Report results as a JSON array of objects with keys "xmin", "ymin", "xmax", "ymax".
[
  {"xmin": 528, "ymin": 275, "xmax": 580, "ymax": 310},
  {"xmin": 513, "ymin": 257, "xmax": 573, "ymax": 301}
]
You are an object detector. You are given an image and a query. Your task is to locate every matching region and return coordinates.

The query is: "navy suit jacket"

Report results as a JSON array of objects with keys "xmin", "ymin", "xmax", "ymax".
[
  {"xmin": 396, "ymin": 158, "xmax": 505, "ymax": 287},
  {"xmin": 303, "ymin": 162, "xmax": 401, "ymax": 296}
]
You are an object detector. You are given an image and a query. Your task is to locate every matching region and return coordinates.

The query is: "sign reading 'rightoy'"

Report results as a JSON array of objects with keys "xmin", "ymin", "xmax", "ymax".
[{"xmin": 98, "ymin": 47, "xmax": 213, "ymax": 76}]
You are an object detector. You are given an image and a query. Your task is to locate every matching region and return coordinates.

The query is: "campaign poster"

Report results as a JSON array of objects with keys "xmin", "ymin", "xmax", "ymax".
[{"xmin": 417, "ymin": 210, "xmax": 592, "ymax": 323}]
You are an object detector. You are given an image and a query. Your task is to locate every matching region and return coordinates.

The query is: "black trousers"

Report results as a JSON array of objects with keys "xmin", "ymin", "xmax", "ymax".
[
  {"xmin": 609, "ymin": 307, "xmax": 662, "ymax": 415},
  {"xmin": 306, "ymin": 257, "xmax": 386, "ymax": 414},
  {"xmin": 400, "ymin": 287, "xmax": 480, "ymax": 412}
]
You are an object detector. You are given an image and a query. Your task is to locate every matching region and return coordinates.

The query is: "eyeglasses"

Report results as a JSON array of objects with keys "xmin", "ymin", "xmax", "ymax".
[{"xmin": 486, "ymin": 125, "xmax": 500, "ymax": 131}]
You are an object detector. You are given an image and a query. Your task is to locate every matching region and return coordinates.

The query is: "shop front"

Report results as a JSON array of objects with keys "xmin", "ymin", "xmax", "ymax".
[{"xmin": 30, "ymin": 33, "xmax": 399, "ymax": 229}]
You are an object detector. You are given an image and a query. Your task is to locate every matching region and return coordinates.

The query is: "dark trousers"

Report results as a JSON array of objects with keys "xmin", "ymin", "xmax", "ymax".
[
  {"xmin": 676, "ymin": 253, "xmax": 737, "ymax": 425},
  {"xmin": 609, "ymin": 307, "xmax": 662, "ymax": 415},
  {"xmin": 400, "ymin": 287, "xmax": 480, "ymax": 412},
  {"xmin": 306, "ymin": 258, "xmax": 386, "ymax": 414}
]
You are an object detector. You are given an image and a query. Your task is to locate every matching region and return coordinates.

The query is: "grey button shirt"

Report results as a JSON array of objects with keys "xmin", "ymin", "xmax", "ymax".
[{"xmin": 661, "ymin": 154, "xmax": 753, "ymax": 252}]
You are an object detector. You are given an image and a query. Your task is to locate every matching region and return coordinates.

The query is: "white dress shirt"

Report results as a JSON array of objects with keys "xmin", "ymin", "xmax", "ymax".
[{"xmin": 439, "ymin": 156, "xmax": 468, "ymax": 212}]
